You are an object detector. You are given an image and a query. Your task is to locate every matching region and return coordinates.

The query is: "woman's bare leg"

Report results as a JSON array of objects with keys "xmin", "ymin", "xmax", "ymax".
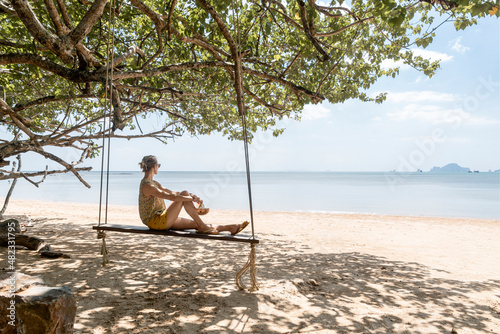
[
  {"xmin": 166, "ymin": 190, "xmax": 212, "ymax": 231},
  {"xmin": 214, "ymin": 224, "xmax": 240, "ymax": 234},
  {"xmin": 165, "ymin": 200, "xmax": 187, "ymax": 229},
  {"xmin": 169, "ymin": 217, "xmax": 198, "ymax": 229},
  {"xmin": 183, "ymin": 201, "xmax": 207, "ymax": 225}
]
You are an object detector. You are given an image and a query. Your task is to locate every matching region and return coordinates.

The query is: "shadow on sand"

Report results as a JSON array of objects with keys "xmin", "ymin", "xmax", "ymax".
[{"xmin": 5, "ymin": 217, "xmax": 500, "ymax": 333}]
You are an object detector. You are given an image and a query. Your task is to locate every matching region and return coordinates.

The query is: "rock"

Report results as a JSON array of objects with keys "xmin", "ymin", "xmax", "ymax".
[
  {"xmin": 307, "ymin": 279, "xmax": 320, "ymax": 287},
  {"xmin": 0, "ymin": 272, "xmax": 77, "ymax": 334},
  {"xmin": 15, "ymin": 286, "xmax": 77, "ymax": 333},
  {"xmin": 0, "ymin": 232, "xmax": 70, "ymax": 259},
  {"xmin": 0, "ymin": 219, "xmax": 21, "ymax": 235},
  {"xmin": 291, "ymin": 278, "xmax": 305, "ymax": 287}
]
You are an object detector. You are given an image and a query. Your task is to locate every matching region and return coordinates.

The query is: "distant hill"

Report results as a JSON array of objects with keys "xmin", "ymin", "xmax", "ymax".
[{"xmin": 428, "ymin": 163, "xmax": 470, "ymax": 173}]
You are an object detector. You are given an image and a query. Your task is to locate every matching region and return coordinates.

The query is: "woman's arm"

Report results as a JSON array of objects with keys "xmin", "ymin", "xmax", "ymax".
[{"xmin": 142, "ymin": 183, "xmax": 194, "ymax": 202}]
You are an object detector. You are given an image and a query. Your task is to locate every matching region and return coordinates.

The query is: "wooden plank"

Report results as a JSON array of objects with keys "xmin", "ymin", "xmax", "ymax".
[{"xmin": 92, "ymin": 224, "xmax": 259, "ymax": 244}]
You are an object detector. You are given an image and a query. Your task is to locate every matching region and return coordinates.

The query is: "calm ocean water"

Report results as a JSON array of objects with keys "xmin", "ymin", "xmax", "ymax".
[{"xmin": 4, "ymin": 171, "xmax": 500, "ymax": 219}]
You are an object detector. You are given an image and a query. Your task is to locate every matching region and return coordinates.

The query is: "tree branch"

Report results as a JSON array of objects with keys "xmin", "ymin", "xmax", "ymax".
[
  {"xmin": 121, "ymin": 98, "xmax": 187, "ymax": 120},
  {"xmin": 55, "ymin": 0, "xmax": 74, "ymax": 29},
  {"xmin": 115, "ymin": 83, "xmax": 185, "ymax": 97},
  {"xmin": 242, "ymin": 85, "xmax": 286, "ymax": 116},
  {"xmin": 10, "ymin": 0, "xmax": 73, "ymax": 63},
  {"xmin": 0, "ymin": 166, "xmax": 91, "ymax": 182},
  {"xmin": 103, "ymin": 83, "xmax": 125, "ymax": 131},
  {"xmin": 0, "ymin": 39, "xmax": 32, "ymax": 49},
  {"xmin": 167, "ymin": 0, "xmax": 177, "ymax": 41},
  {"xmin": 129, "ymin": 0, "xmax": 166, "ymax": 30},
  {"xmin": 280, "ymin": 50, "xmax": 302, "ymax": 79},
  {"xmin": 17, "ymin": 166, "xmax": 48, "ymax": 188},
  {"xmin": 96, "ymin": 45, "xmax": 145, "ymax": 73},
  {"xmin": 297, "ymin": 0, "xmax": 330, "ymax": 62},
  {"xmin": 197, "ymin": 0, "xmax": 246, "ymax": 116},
  {"xmin": 13, "ymin": 93, "xmax": 96, "ymax": 112},
  {"xmin": 1, "ymin": 53, "xmax": 324, "ymax": 107},
  {"xmin": 0, "ymin": 99, "xmax": 38, "ymax": 142},
  {"xmin": 43, "ymin": 0, "xmax": 70, "ymax": 36},
  {"xmin": 306, "ymin": 0, "xmax": 353, "ymax": 18},
  {"xmin": 315, "ymin": 17, "xmax": 373, "ymax": 37},
  {"xmin": 0, "ymin": 0, "xmax": 16, "ymax": 15},
  {"xmin": 67, "ymin": 0, "xmax": 108, "ymax": 46},
  {"xmin": 264, "ymin": 0, "xmax": 303, "ymax": 30},
  {"xmin": 0, "ymin": 155, "xmax": 21, "ymax": 218},
  {"xmin": 129, "ymin": 0, "xmax": 169, "ymax": 68},
  {"xmin": 31, "ymin": 147, "xmax": 91, "ymax": 188},
  {"xmin": 42, "ymin": 0, "xmax": 101, "ymax": 69},
  {"xmin": 0, "ymin": 53, "xmax": 88, "ymax": 81},
  {"xmin": 173, "ymin": 14, "xmax": 231, "ymax": 59}
]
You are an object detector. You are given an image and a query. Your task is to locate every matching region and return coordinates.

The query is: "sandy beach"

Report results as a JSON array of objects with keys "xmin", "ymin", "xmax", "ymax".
[{"xmin": 1, "ymin": 198, "xmax": 499, "ymax": 333}]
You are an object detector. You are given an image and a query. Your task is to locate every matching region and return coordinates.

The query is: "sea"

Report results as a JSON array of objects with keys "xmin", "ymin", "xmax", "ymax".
[{"xmin": 4, "ymin": 171, "xmax": 500, "ymax": 219}]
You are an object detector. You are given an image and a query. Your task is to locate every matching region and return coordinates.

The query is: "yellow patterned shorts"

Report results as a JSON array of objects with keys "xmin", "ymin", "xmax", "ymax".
[{"xmin": 147, "ymin": 210, "xmax": 168, "ymax": 230}]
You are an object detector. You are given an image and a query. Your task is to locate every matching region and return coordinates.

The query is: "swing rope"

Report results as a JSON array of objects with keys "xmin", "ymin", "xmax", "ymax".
[
  {"xmin": 97, "ymin": 0, "xmax": 117, "ymax": 267},
  {"xmin": 235, "ymin": 86, "xmax": 259, "ymax": 291},
  {"xmin": 94, "ymin": 0, "xmax": 259, "ymax": 291},
  {"xmin": 232, "ymin": 0, "xmax": 259, "ymax": 291}
]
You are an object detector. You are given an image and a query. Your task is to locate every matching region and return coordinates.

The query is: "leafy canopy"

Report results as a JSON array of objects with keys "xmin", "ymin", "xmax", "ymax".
[{"xmin": 0, "ymin": 0, "xmax": 498, "ymax": 180}]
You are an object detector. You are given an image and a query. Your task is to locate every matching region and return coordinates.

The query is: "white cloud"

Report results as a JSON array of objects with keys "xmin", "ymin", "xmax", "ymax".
[
  {"xmin": 381, "ymin": 49, "xmax": 453, "ymax": 70},
  {"xmin": 449, "ymin": 37, "xmax": 470, "ymax": 54},
  {"xmin": 444, "ymin": 137, "xmax": 473, "ymax": 144},
  {"xmin": 387, "ymin": 104, "xmax": 452, "ymax": 123},
  {"xmin": 380, "ymin": 58, "xmax": 406, "ymax": 70},
  {"xmin": 301, "ymin": 104, "xmax": 331, "ymax": 120},
  {"xmin": 385, "ymin": 91, "xmax": 456, "ymax": 103},
  {"xmin": 387, "ymin": 104, "xmax": 500, "ymax": 125},
  {"xmin": 415, "ymin": 76, "xmax": 426, "ymax": 83},
  {"xmin": 462, "ymin": 115, "xmax": 500, "ymax": 126},
  {"xmin": 412, "ymin": 49, "xmax": 453, "ymax": 63}
]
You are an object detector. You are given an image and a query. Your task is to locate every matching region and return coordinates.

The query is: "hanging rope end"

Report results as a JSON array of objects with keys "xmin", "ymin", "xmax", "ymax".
[
  {"xmin": 97, "ymin": 230, "xmax": 110, "ymax": 267},
  {"xmin": 235, "ymin": 243, "xmax": 259, "ymax": 292}
]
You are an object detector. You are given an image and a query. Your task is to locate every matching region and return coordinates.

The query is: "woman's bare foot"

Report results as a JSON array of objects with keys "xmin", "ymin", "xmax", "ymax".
[
  {"xmin": 197, "ymin": 223, "xmax": 218, "ymax": 234},
  {"xmin": 214, "ymin": 222, "xmax": 249, "ymax": 235}
]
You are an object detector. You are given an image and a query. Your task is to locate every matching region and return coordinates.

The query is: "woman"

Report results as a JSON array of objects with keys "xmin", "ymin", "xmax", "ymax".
[{"xmin": 138, "ymin": 155, "xmax": 249, "ymax": 235}]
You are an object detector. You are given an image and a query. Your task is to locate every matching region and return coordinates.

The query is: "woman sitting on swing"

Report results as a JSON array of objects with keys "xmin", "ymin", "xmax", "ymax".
[{"xmin": 139, "ymin": 155, "xmax": 249, "ymax": 235}]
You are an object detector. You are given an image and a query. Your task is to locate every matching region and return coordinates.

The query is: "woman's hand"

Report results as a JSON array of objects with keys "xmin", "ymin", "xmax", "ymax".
[{"xmin": 190, "ymin": 193, "xmax": 203, "ymax": 205}]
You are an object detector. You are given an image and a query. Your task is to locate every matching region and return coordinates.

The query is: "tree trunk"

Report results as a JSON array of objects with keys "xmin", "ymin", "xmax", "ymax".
[
  {"xmin": 0, "ymin": 155, "xmax": 20, "ymax": 219},
  {"xmin": 0, "ymin": 219, "xmax": 70, "ymax": 258}
]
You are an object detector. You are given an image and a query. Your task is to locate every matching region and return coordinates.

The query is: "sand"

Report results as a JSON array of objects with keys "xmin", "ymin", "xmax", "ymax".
[{"xmin": 1, "ymin": 199, "xmax": 500, "ymax": 333}]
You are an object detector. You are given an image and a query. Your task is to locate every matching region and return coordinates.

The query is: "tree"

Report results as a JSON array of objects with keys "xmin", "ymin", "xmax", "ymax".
[{"xmin": 0, "ymin": 0, "xmax": 498, "ymax": 188}]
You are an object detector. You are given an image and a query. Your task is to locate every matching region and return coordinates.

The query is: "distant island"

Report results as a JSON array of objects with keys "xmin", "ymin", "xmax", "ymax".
[
  {"xmin": 393, "ymin": 163, "xmax": 500, "ymax": 173},
  {"xmin": 428, "ymin": 163, "xmax": 470, "ymax": 173},
  {"xmin": 426, "ymin": 163, "xmax": 500, "ymax": 173}
]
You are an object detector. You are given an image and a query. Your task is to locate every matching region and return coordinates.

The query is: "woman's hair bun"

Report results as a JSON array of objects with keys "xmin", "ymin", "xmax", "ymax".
[{"xmin": 139, "ymin": 155, "xmax": 158, "ymax": 172}]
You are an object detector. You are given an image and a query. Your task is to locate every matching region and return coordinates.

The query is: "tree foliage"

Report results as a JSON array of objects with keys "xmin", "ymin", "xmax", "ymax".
[{"xmin": 0, "ymin": 0, "xmax": 498, "ymax": 184}]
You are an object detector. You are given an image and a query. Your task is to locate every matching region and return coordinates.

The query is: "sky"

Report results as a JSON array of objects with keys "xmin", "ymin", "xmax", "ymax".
[{"xmin": 12, "ymin": 15, "xmax": 500, "ymax": 173}]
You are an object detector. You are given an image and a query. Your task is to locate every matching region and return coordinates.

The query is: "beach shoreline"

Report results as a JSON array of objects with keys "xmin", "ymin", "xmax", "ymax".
[
  {"xmin": 7, "ymin": 170, "xmax": 500, "ymax": 220},
  {"xmin": 3, "ymin": 196, "xmax": 499, "ymax": 221},
  {"xmin": 2, "ymin": 199, "xmax": 500, "ymax": 333}
]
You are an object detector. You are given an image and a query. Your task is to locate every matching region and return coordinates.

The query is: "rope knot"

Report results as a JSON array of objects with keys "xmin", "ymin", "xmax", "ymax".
[
  {"xmin": 97, "ymin": 230, "xmax": 109, "ymax": 266},
  {"xmin": 235, "ymin": 243, "xmax": 259, "ymax": 292}
]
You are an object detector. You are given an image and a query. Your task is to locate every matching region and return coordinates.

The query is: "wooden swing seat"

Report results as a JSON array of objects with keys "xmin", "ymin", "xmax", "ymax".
[{"xmin": 92, "ymin": 224, "xmax": 259, "ymax": 244}]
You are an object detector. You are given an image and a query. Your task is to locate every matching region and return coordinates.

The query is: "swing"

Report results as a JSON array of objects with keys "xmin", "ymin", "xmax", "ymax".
[{"xmin": 92, "ymin": 0, "xmax": 259, "ymax": 292}]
